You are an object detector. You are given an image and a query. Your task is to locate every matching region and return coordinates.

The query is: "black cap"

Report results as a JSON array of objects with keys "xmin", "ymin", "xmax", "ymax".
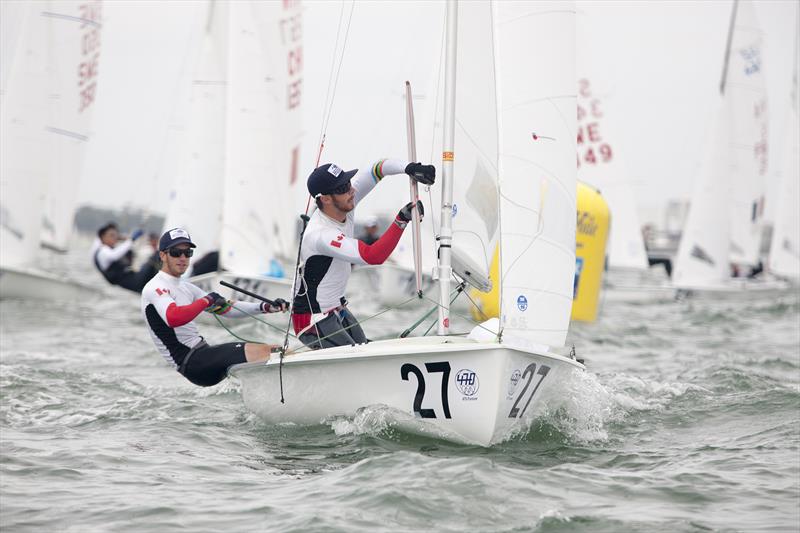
[
  {"xmin": 307, "ymin": 163, "xmax": 358, "ymax": 197},
  {"xmin": 159, "ymin": 227, "xmax": 197, "ymax": 251}
]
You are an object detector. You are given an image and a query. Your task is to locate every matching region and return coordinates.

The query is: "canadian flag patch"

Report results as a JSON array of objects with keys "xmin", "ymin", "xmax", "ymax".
[
  {"xmin": 155, "ymin": 288, "xmax": 171, "ymax": 296},
  {"xmin": 330, "ymin": 233, "xmax": 344, "ymax": 248}
]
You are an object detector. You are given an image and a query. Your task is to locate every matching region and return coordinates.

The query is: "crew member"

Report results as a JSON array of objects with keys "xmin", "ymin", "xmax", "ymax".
[
  {"xmin": 292, "ymin": 160, "xmax": 434, "ymax": 349},
  {"xmin": 92, "ymin": 223, "xmax": 159, "ymax": 293},
  {"xmin": 141, "ymin": 228, "xmax": 288, "ymax": 387}
]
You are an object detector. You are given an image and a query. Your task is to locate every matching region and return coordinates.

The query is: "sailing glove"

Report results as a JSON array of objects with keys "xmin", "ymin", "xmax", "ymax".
[
  {"xmin": 131, "ymin": 228, "xmax": 144, "ymax": 241},
  {"xmin": 203, "ymin": 292, "xmax": 229, "ymax": 314},
  {"xmin": 404, "ymin": 162, "xmax": 436, "ymax": 186},
  {"xmin": 395, "ymin": 200, "xmax": 424, "ymax": 229},
  {"xmin": 261, "ymin": 298, "xmax": 289, "ymax": 313}
]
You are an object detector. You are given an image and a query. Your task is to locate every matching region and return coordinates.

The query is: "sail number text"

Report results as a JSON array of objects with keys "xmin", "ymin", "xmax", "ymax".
[
  {"xmin": 508, "ymin": 363, "xmax": 550, "ymax": 419},
  {"xmin": 400, "ymin": 362, "xmax": 452, "ymax": 419}
]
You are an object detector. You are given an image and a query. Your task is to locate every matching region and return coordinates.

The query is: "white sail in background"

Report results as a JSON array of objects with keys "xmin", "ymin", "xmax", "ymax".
[
  {"xmin": 576, "ymin": 8, "xmax": 648, "ymax": 271},
  {"xmin": 0, "ymin": 4, "xmax": 49, "ymax": 268},
  {"xmin": 726, "ymin": 0, "xmax": 769, "ymax": 267},
  {"xmin": 769, "ymin": 32, "xmax": 800, "ymax": 280},
  {"xmin": 41, "ymin": 0, "xmax": 102, "ymax": 251},
  {"xmin": 673, "ymin": 103, "xmax": 732, "ymax": 289},
  {"xmin": 220, "ymin": 0, "xmax": 302, "ymax": 276},
  {"xmin": 495, "ymin": 0, "xmax": 576, "ymax": 347},
  {"xmin": 162, "ymin": 0, "xmax": 227, "ymax": 256}
]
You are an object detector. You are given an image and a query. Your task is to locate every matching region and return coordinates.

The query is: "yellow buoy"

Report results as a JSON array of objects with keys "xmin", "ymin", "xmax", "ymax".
[{"xmin": 571, "ymin": 182, "xmax": 610, "ymax": 322}]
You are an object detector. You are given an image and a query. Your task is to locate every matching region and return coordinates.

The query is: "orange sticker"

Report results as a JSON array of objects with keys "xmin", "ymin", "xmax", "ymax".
[{"xmin": 442, "ymin": 151, "xmax": 454, "ymax": 161}]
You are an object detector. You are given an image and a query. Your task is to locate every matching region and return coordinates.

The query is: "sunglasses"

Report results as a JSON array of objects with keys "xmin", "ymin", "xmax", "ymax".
[
  {"xmin": 327, "ymin": 180, "xmax": 352, "ymax": 196},
  {"xmin": 167, "ymin": 247, "xmax": 194, "ymax": 258}
]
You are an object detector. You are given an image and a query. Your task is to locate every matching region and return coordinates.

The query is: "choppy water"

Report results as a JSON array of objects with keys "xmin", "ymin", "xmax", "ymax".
[{"xmin": 2, "ymin": 249, "xmax": 799, "ymax": 532}]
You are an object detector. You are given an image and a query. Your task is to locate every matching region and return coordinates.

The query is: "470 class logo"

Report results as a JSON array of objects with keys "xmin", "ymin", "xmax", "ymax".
[{"xmin": 455, "ymin": 369, "xmax": 479, "ymax": 397}]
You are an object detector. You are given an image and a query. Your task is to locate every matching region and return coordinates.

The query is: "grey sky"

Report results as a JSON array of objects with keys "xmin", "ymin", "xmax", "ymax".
[{"xmin": 57, "ymin": 0, "xmax": 798, "ymax": 226}]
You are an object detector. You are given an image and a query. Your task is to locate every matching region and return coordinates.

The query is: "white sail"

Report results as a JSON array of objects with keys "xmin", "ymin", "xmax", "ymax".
[
  {"xmin": 576, "ymin": 7, "xmax": 647, "ymax": 271},
  {"xmin": 425, "ymin": 1, "xmax": 499, "ymax": 287},
  {"xmin": 162, "ymin": 0, "xmax": 227, "ymax": 256},
  {"xmin": 673, "ymin": 103, "xmax": 732, "ymax": 289},
  {"xmin": 769, "ymin": 32, "xmax": 800, "ymax": 280},
  {"xmin": 40, "ymin": 0, "xmax": 102, "ymax": 251},
  {"xmin": 495, "ymin": 0, "xmax": 576, "ymax": 347},
  {"xmin": 726, "ymin": 0, "xmax": 769, "ymax": 267},
  {"xmin": 220, "ymin": 0, "xmax": 301, "ymax": 276},
  {"xmin": 0, "ymin": 4, "xmax": 49, "ymax": 268}
]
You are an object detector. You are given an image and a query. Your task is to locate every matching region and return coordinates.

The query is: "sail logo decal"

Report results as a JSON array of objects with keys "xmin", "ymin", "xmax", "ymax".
[
  {"xmin": 577, "ymin": 211, "xmax": 598, "ymax": 236},
  {"xmin": 455, "ymin": 369, "xmax": 479, "ymax": 398},
  {"xmin": 452, "ymin": 204, "xmax": 458, "ymax": 217},
  {"xmin": 573, "ymin": 257, "xmax": 584, "ymax": 298},
  {"xmin": 507, "ymin": 369, "xmax": 522, "ymax": 398},
  {"xmin": 516, "ymin": 295, "xmax": 528, "ymax": 311},
  {"xmin": 740, "ymin": 46, "xmax": 761, "ymax": 76}
]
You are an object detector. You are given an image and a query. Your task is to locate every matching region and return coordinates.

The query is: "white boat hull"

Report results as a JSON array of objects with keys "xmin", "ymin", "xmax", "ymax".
[
  {"xmin": 229, "ymin": 336, "xmax": 584, "ymax": 446},
  {"xmin": 0, "ymin": 265, "xmax": 89, "ymax": 300},
  {"xmin": 676, "ymin": 277, "xmax": 792, "ymax": 299}
]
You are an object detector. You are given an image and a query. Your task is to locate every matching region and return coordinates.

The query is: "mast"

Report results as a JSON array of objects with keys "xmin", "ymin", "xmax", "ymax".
[
  {"xmin": 405, "ymin": 81, "xmax": 423, "ymax": 298},
  {"xmin": 719, "ymin": 0, "xmax": 739, "ymax": 95},
  {"xmin": 438, "ymin": 0, "xmax": 457, "ymax": 335}
]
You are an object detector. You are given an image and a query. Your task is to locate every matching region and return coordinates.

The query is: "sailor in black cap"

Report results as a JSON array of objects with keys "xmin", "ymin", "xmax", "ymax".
[
  {"xmin": 292, "ymin": 159, "xmax": 435, "ymax": 349},
  {"xmin": 141, "ymin": 228, "xmax": 288, "ymax": 387}
]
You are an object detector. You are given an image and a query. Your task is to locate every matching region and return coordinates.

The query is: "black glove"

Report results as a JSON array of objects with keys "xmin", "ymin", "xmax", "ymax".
[
  {"xmin": 404, "ymin": 162, "xmax": 436, "ymax": 186},
  {"xmin": 261, "ymin": 298, "xmax": 289, "ymax": 313},
  {"xmin": 203, "ymin": 291, "xmax": 227, "ymax": 309},
  {"xmin": 396, "ymin": 200, "xmax": 424, "ymax": 228}
]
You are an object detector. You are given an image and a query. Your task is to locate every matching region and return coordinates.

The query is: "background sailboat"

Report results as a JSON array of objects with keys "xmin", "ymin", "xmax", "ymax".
[
  {"xmin": 673, "ymin": 0, "xmax": 787, "ymax": 296},
  {"xmin": 767, "ymin": 29, "xmax": 799, "ymax": 282},
  {"xmin": 162, "ymin": 0, "xmax": 303, "ymax": 304},
  {"xmin": 0, "ymin": 1, "xmax": 100, "ymax": 300}
]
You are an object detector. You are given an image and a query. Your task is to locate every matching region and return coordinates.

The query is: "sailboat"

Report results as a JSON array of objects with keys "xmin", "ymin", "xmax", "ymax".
[
  {"xmin": 229, "ymin": 0, "xmax": 583, "ymax": 447},
  {"xmin": 767, "ymin": 29, "xmax": 799, "ymax": 283},
  {"xmin": 0, "ymin": 1, "xmax": 99, "ymax": 300},
  {"xmin": 162, "ymin": 0, "xmax": 303, "ymax": 305},
  {"xmin": 673, "ymin": 0, "xmax": 788, "ymax": 297}
]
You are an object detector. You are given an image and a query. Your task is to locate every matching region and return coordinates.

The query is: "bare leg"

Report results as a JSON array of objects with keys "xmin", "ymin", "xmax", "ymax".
[{"xmin": 244, "ymin": 343, "xmax": 277, "ymax": 362}]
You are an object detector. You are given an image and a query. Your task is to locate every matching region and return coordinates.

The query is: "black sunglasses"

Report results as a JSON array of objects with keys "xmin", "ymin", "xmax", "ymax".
[
  {"xmin": 167, "ymin": 248, "xmax": 194, "ymax": 258},
  {"xmin": 327, "ymin": 180, "xmax": 352, "ymax": 196}
]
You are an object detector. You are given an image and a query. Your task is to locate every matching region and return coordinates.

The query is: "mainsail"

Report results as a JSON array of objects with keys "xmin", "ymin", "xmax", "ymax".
[
  {"xmin": 768, "ymin": 29, "xmax": 800, "ymax": 280},
  {"xmin": 162, "ymin": 0, "xmax": 227, "ymax": 255},
  {"xmin": 41, "ymin": 0, "xmax": 103, "ymax": 251},
  {"xmin": 494, "ymin": 0, "xmax": 576, "ymax": 347},
  {"xmin": 427, "ymin": 0, "xmax": 576, "ymax": 347},
  {"xmin": 220, "ymin": 0, "xmax": 303, "ymax": 276},
  {"xmin": 0, "ymin": 4, "xmax": 50, "ymax": 268},
  {"xmin": 725, "ymin": 0, "xmax": 769, "ymax": 267}
]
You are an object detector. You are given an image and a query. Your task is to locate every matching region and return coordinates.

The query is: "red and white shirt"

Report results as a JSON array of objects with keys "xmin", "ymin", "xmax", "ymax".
[
  {"xmin": 141, "ymin": 271, "xmax": 262, "ymax": 368},
  {"xmin": 292, "ymin": 159, "xmax": 409, "ymax": 317}
]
